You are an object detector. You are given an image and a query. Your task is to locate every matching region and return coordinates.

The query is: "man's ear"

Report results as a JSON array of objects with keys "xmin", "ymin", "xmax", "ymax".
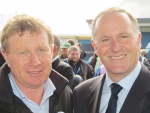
[
  {"xmin": 53, "ymin": 45, "xmax": 57, "ymax": 52},
  {"xmin": 137, "ymin": 32, "xmax": 142, "ymax": 50},
  {"xmin": 1, "ymin": 49, "xmax": 10, "ymax": 67},
  {"xmin": 91, "ymin": 39, "xmax": 98, "ymax": 55},
  {"xmin": 51, "ymin": 45, "xmax": 55, "ymax": 59}
]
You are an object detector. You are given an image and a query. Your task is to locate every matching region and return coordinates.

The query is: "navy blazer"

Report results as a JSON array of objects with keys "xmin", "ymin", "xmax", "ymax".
[{"xmin": 73, "ymin": 65, "xmax": 150, "ymax": 113}]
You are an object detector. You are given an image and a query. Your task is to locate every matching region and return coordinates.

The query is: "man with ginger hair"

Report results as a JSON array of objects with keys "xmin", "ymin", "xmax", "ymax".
[
  {"xmin": 0, "ymin": 14, "xmax": 73, "ymax": 113},
  {"xmin": 73, "ymin": 7, "xmax": 150, "ymax": 113}
]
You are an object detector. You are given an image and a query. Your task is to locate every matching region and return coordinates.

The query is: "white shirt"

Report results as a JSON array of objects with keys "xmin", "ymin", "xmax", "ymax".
[
  {"xmin": 9, "ymin": 73, "xmax": 56, "ymax": 113},
  {"xmin": 99, "ymin": 61, "xmax": 141, "ymax": 113}
]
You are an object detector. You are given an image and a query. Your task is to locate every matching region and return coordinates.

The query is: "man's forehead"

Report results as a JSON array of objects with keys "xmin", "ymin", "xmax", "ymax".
[{"xmin": 69, "ymin": 50, "xmax": 80, "ymax": 53}]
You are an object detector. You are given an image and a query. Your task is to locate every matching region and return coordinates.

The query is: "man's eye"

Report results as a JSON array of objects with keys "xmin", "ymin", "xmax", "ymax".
[
  {"xmin": 101, "ymin": 38, "xmax": 109, "ymax": 42},
  {"xmin": 36, "ymin": 49, "xmax": 46, "ymax": 55},
  {"xmin": 121, "ymin": 35, "xmax": 128, "ymax": 38},
  {"xmin": 19, "ymin": 51, "xmax": 27, "ymax": 56},
  {"xmin": 39, "ymin": 49, "xmax": 46, "ymax": 52}
]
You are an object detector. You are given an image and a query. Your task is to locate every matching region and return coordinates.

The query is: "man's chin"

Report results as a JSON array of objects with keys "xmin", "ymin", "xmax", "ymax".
[{"xmin": 72, "ymin": 60, "xmax": 78, "ymax": 63}]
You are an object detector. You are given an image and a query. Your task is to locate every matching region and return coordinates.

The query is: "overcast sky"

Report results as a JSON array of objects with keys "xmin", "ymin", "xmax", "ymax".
[{"xmin": 0, "ymin": 0, "xmax": 124, "ymax": 35}]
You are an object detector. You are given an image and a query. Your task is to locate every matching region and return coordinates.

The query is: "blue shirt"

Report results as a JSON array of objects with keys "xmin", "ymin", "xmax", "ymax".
[
  {"xmin": 9, "ymin": 73, "xmax": 56, "ymax": 113},
  {"xmin": 99, "ymin": 61, "xmax": 141, "ymax": 113}
]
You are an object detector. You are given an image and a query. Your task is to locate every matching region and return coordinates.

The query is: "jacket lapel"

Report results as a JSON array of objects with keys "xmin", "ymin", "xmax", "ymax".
[
  {"xmin": 49, "ymin": 69, "xmax": 69, "ymax": 112},
  {"xmin": 120, "ymin": 65, "xmax": 150, "ymax": 113},
  {"xmin": 85, "ymin": 74, "xmax": 105, "ymax": 113},
  {"xmin": 52, "ymin": 58, "xmax": 60, "ymax": 69}
]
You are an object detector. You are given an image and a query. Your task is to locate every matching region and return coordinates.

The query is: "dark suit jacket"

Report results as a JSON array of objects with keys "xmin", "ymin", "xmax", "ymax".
[
  {"xmin": 52, "ymin": 57, "xmax": 74, "ymax": 88},
  {"xmin": 73, "ymin": 65, "xmax": 150, "ymax": 113}
]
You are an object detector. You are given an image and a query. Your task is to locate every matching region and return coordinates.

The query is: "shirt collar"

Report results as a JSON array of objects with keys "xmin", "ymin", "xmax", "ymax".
[
  {"xmin": 105, "ymin": 61, "xmax": 141, "ymax": 92},
  {"xmin": 52, "ymin": 56, "xmax": 59, "ymax": 63},
  {"xmin": 9, "ymin": 72, "xmax": 56, "ymax": 105}
]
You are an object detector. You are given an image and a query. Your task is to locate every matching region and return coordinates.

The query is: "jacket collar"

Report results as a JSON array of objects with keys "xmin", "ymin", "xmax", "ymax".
[
  {"xmin": 85, "ymin": 74, "xmax": 105, "ymax": 113},
  {"xmin": 49, "ymin": 69, "xmax": 69, "ymax": 95},
  {"xmin": 120, "ymin": 65, "xmax": 150, "ymax": 113},
  {"xmin": 85, "ymin": 65, "xmax": 150, "ymax": 113},
  {"xmin": 0, "ymin": 63, "xmax": 69, "ymax": 103},
  {"xmin": 0, "ymin": 63, "xmax": 13, "ymax": 103},
  {"xmin": 52, "ymin": 57, "xmax": 60, "ymax": 68}
]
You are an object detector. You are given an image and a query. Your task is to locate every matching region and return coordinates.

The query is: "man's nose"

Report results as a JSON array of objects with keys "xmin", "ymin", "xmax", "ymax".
[
  {"xmin": 111, "ymin": 39, "xmax": 122, "ymax": 53},
  {"xmin": 29, "ymin": 53, "xmax": 41, "ymax": 67}
]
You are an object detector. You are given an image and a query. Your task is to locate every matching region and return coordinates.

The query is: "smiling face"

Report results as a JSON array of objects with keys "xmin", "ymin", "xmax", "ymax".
[
  {"xmin": 92, "ymin": 12, "xmax": 141, "ymax": 81},
  {"xmin": 2, "ymin": 31, "xmax": 53, "ymax": 89}
]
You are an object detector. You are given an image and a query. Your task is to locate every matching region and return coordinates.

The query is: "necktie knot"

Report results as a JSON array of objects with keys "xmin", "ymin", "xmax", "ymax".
[{"xmin": 111, "ymin": 83, "xmax": 123, "ymax": 95}]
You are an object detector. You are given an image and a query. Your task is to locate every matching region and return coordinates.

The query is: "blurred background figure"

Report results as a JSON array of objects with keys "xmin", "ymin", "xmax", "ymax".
[
  {"xmin": 140, "ymin": 49, "xmax": 150, "ymax": 63},
  {"xmin": 60, "ymin": 42, "xmax": 71, "ymax": 60},
  {"xmin": 63, "ymin": 46, "xmax": 94, "ymax": 81},
  {"xmin": 88, "ymin": 53, "xmax": 106, "ymax": 77},
  {"xmin": 139, "ymin": 49, "xmax": 150, "ymax": 70},
  {"xmin": 76, "ymin": 43, "xmax": 86, "ymax": 60},
  {"xmin": 0, "ymin": 47, "xmax": 5, "ymax": 67},
  {"xmin": 0, "ymin": 30, "xmax": 5, "ymax": 67},
  {"xmin": 52, "ymin": 35, "xmax": 74, "ymax": 89},
  {"xmin": 67, "ymin": 39, "xmax": 75, "ymax": 46}
]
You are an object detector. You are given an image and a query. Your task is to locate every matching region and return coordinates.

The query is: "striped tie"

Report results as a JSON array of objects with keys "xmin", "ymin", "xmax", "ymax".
[{"xmin": 106, "ymin": 83, "xmax": 123, "ymax": 113}]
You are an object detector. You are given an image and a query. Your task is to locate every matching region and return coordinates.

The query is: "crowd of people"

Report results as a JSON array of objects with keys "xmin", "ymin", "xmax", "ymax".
[{"xmin": 0, "ymin": 7, "xmax": 150, "ymax": 113}]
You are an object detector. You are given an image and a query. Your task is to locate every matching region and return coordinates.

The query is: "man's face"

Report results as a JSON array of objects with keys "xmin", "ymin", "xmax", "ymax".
[
  {"xmin": 68, "ymin": 50, "xmax": 80, "ymax": 63},
  {"xmin": 2, "ymin": 31, "xmax": 53, "ymax": 89},
  {"xmin": 92, "ymin": 12, "xmax": 141, "ymax": 79},
  {"xmin": 61, "ymin": 48, "xmax": 68, "ymax": 56}
]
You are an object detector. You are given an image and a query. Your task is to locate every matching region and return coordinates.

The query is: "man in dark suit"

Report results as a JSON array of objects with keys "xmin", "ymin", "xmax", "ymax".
[
  {"xmin": 76, "ymin": 43, "xmax": 86, "ymax": 60},
  {"xmin": 52, "ymin": 35, "xmax": 74, "ymax": 89},
  {"xmin": 73, "ymin": 7, "xmax": 150, "ymax": 113}
]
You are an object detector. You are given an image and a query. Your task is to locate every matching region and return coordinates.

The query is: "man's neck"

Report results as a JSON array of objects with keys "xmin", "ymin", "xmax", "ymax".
[{"xmin": 14, "ymin": 79, "xmax": 44, "ymax": 105}]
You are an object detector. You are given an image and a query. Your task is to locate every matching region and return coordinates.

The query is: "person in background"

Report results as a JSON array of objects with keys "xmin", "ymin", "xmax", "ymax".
[
  {"xmin": 0, "ymin": 31, "xmax": 5, "ymax": 67},
  {"xmin": 63, "ymin": 46, "xmax": 94, "ymax": 81},
  {"xmin": 67, "ymin": 39, "xmax": 75, "ymax": 46},
  {"xmin": 88, "ymin": 52, "xmax": 106, "ymax": 77},
  {"xmin": 59, "ymin": 42, "xmax": 71, "ymax": 60},
  {"xmin": 0, "ymin": 14, "xmax": 73, "ymax": 113},
  {"xmin": 139, "ymin": 49, "xmax": 150, "ymax": 70},
  {"xmin": 73, "ymin": 7, "xmax": 150, "ymax": 113},
  {"xmin": 76, "ymin": 43, "xmax": 86, "ymax": 60},
  {"xmin": 0, "ymin": 46, "xmax": 5, "ymax": 67},
  {"xmin": 52, "ymin": 35, "xmax": 74, "ymax": 89},
  {"xmin": 140, "ymin": 49, "xmax": 150, "ymax": 62}
]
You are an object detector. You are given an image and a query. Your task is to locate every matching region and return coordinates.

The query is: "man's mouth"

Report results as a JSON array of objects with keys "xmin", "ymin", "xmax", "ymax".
[{"xmin": 110, "ymin": 55, "xmax": 125, "ymax": 60}]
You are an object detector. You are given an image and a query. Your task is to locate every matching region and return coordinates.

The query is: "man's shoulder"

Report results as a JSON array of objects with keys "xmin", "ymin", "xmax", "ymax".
[
  {"xmin": 54, "ymin": 58, "xmax": 71, "ymax": 69},
  {"xmin": 74, "ymin": 75, "xmax": 104, "ymax": 92},
  {"xmin": 80, "ymin": 59, "xmax": 90, "ymax": 65},
  {"xmin": 59, "ymin": 59, "xmax": 70, "ymax": 67}
]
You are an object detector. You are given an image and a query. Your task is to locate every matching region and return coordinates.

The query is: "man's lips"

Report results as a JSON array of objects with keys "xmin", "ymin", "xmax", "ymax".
[
  {"xmin": 27, "ymin": 70, "xmax": 43, "ymax": 74},
  {"xmin": 110, "ymin": 55, "xmax": 126, "ymax": 60}
]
